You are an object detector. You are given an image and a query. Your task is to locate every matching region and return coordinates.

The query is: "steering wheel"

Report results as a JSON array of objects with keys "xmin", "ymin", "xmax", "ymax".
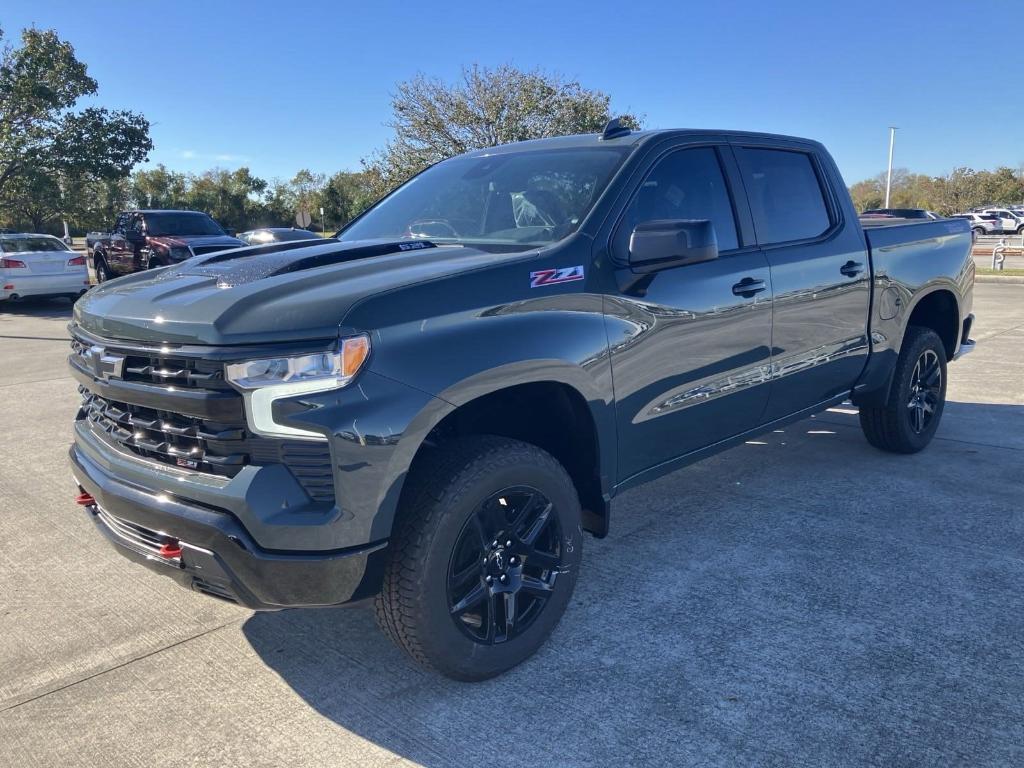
[{"xmin": 407, "ymin": 219, "xmax": 460, "ymax": 238}]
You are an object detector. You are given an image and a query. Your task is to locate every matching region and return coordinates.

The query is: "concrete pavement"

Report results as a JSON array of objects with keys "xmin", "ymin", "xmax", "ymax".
[{"xmin": 1, "ymin": 284, "xmax": 1022, "ymax": 766}]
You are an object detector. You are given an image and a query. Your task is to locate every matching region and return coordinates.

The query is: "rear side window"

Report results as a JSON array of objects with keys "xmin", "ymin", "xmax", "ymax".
[
  {"xmin": 613, "ymin": 147, "xmax": 739, "ymax": 257},
  {"xmin": 737, "ymin": 148, "xmax": 832, "ymax": 245}
]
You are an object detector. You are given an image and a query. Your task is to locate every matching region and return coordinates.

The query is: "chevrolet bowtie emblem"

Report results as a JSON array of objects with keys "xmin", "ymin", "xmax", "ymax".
[{"xmin": 84, "ymin": 345, "xmax": 125, "ymax": 381}]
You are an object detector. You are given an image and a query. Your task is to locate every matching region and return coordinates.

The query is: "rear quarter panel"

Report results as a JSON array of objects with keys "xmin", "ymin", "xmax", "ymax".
[{"xmin": 855, "ymin": 219, "xmax": 974, "ymax": 400}]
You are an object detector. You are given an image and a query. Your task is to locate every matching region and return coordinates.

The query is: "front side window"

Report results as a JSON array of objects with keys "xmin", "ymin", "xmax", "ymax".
[
  {"xmin": 612, "ymin": 147, "xmax": 740, "ymax": 258},
  {"xmin": 736, "ymin": 148, "xmax": 832, "ymax": 245},
  {"xmin": 340, "ymin": 148, "xmax": 628, "ymax": 252}
]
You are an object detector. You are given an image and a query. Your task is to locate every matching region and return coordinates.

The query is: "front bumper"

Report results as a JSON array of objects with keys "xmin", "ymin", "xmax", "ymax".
[{"xmin": 71, "ymin": 443, "xmax": 387, "ymax": 609}]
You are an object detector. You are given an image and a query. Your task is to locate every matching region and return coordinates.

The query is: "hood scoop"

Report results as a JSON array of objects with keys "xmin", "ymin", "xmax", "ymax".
[{"xmin": 178, "ymin": 239, "xmax": 438, "ymax": 288}]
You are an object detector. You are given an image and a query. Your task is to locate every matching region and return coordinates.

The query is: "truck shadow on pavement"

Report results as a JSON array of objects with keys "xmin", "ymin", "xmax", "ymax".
[{"xmin": 242, "ymin": 400, "xmax": 1024, "ymax": 767}]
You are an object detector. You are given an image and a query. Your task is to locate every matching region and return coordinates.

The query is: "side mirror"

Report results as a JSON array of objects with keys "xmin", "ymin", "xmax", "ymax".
[
  {"xmin": 124, "ymin": 229, "xmax": 144, "ymax": 244},
  {"xmin": 224, "ymin": 228, "xmax": 236, "ymax": 237},
  {"xmin": 628, "ymin": 219, "xmax": 718, "ymax": 272}
]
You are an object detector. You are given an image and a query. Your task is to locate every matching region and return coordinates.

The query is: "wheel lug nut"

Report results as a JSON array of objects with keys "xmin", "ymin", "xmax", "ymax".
[
  {"xmin": 509, "ymin": 556, "xmax": 518, "ymax": 566},
  {"xmin": 491, "ymin": 540, "xmax": 498, "ymax": 548},
  {"xmin": 500, "ymin": 574, "xmax": 508, "ymax": 583},
  {"xmin": 506, "ymin": 540, "xmax": 512, "ymax": 547},
  {"xmin": 485, "ymin": 575, "xmax": 493, "ymax": 584}
]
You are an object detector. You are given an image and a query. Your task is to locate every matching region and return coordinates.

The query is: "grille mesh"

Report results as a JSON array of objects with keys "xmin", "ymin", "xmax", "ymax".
[{"xmin": 73, "ymin": 335, "xmax": 335, "ymax": 503}]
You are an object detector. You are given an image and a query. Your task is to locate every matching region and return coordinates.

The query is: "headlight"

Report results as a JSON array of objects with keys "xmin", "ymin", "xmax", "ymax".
[
  {"xmin": 225, "ymin": 335, "xmax": 370, "ymax": 439},
  {"xmin": 168, "ymin": 246, "xmax": 192, "ymax": 261}
]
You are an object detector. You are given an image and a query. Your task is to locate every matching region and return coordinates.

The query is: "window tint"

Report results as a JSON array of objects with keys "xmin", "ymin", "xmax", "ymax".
[
  {"xmin": 614, "ymin": 147, "xmax": 739, "ymax": 257},
  {"xmin": 737, "ymin": 148, "xmax": 831, "ymax": 244}
]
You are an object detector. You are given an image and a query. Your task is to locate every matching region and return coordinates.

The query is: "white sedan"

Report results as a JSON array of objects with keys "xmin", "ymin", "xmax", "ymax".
[{"xmin": 0, "ymin": 233, "xmax": 90, "ymax": 302}]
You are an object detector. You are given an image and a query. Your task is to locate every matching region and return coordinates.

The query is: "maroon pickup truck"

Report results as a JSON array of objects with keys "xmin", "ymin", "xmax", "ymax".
[{"xmin": 89, "ymin": 210, "xmax": 244, "ymax": 283}]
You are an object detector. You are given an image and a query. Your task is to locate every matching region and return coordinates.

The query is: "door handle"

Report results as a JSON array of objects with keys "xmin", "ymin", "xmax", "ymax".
[
  {"xmin": 732, "ymin": 277, "xmax": 767, "ymax": 297},
  {"xmin": 840, "ymin": 260, "xmax": 865, "ymax": 277}
]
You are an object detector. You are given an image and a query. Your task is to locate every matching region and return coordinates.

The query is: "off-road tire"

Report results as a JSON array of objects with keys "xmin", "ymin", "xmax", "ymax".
[
  {"xmin": 374, "ymin": 435, "xmax": 582, "ymax": 681},
  {"xmin": 859, "ymin": 326, "xmax": 947, "ymax": 453}
]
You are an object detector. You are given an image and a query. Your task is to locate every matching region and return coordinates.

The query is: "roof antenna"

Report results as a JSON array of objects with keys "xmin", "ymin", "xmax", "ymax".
[{"xmin": 601, "ymin": 117, "xmax": 631, "ymax": 141}]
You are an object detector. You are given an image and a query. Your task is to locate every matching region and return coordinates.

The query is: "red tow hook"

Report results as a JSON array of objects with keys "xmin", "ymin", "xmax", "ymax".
[
  {"xmin": 159, "ymin": 541, "xmax": 183, "ymax": 559},
  {"xmin": 75, "ymin": 491, "xmax": 95, "ymax": 506}
]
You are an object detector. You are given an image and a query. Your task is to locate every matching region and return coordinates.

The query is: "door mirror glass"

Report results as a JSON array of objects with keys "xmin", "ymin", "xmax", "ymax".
[
  {"xmin": 628, "ymin": 219, "xmax": 718, "ymax": 272},
  {"xmin": 124, "ymin": 229, "xmax": 144, "ymax": 243}
]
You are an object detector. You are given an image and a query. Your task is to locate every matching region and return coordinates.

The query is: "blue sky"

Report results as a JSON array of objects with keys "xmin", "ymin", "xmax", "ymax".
[{"xmin": 4, "ymin": 0, "xmax": 1022, "ymax": 184}]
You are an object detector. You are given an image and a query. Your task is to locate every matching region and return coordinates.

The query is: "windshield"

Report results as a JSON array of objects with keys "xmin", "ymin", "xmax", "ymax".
[
  {"xmin": 340, "ymin": 147, "xmax": 628, "ymax": 251},
  {"xmin": 144, "ymin": 212, "xmax": 225, "ymax": 236},
  {"xmin": 0, "ymin": 236, "xmax": 69, "ymax": 253}
]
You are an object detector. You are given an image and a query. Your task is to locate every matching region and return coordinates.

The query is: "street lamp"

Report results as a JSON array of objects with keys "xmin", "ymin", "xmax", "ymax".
[{"xmin": 884, "ymin": 127, "xmax": 898, "ymax": 208}]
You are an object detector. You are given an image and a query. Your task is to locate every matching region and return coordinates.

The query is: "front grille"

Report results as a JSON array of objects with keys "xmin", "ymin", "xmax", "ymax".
[
  {"xmin": 191, "ymin": 244, "xmax": 241, "ymax": 257},
  {"xmin": 72, "ymin": 333, "xmax": 335, "ymax": 504},
  {"xmin": 82, "ymin": 388, "xmax": 248, "ymax": 475},
  {"xmin": 71, "ymin": 337, "xmax": 231, "ymax": 391}
]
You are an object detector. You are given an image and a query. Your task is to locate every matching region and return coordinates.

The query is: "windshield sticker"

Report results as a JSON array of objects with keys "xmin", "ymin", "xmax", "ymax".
[{"xmin": 530, "ymin": 266, "xmax": 584, "ymax": 288}]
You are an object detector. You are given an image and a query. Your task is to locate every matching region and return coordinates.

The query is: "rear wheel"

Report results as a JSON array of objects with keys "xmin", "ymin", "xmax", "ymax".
[
  {"xmin": 859, "ymin": 326, "xmax": 947, "ymax": 453},
  {"xmin": 374, "ymin": 436, "xmax": 582, "ymax": 680}
]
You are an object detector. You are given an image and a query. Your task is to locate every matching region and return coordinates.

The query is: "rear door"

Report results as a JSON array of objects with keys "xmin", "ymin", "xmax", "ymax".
[
  {"xmin": 732, "ymin": 142, "xmax": 871, "ymax": 420},
  {"xmin": 602, "ymin": 140, "xmax": 774, "ymax": 482}
]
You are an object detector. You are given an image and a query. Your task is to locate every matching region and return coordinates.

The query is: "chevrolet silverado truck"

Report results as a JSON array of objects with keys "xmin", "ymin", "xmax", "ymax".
[
  {"xmin": 89, "ymin": 209, "xmax": 243, "ymax": 282},
  {"xmin": 68, "ymin": 122, "xmax": 975, "ymax": 680}
]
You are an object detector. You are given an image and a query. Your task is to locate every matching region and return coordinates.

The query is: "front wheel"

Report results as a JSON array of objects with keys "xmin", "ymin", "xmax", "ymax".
[
  {"xmin": 859, "ymin": 326, "xmax": 947, "ymax": 453},
  {"xmin": 94, "ymin": 256, "xmax": 109, "ymax": 283},
  {"xmin": 374, "ymin": 436, "xmax": 582, "ymax": 680}
]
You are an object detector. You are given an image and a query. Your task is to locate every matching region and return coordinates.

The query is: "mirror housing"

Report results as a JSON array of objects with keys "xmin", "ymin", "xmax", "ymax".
[
  {"xmin": 124, "ymin": 229, "xmax": 144, "ymax": 244},
  {"xmin": 628, "ymin": 219, "xmax": 718, "ymax": 273}
]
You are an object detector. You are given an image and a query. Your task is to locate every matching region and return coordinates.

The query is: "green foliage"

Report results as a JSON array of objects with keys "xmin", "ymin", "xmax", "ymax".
[
  {"xmin": 363, "ymin": 64, "xmax": 642, "ymax": 198},
  {"xmin": 0, "ymin": 26, "xmax": 152, "ymax": 227},
  {"xmin": 848, "ymin": 166, "xmax": 1024, "ymax": 215}
]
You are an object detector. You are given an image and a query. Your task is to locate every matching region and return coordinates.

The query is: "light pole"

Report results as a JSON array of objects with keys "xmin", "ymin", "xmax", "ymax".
[{"xmin": 884, "ymin": 126, "xmax": 898, "ymax": 208}]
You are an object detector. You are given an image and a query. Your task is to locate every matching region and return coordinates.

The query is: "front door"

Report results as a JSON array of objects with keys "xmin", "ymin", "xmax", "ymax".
[
  {"xmin": 731, "ymin": 144, "xmax": 871, "ymax": 420},
  {"xmin": 107, "ymin": 212, "xmax": 144, "ymax": 275},
  {"xmin": 603, "ymin": 144, "xmax": 774, "ymax": 483}
]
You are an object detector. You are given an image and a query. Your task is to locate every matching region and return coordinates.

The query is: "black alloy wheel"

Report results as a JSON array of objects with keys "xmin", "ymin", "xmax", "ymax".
[
  {"xmin": 907, "ymin": 349, "xmax": 942, "ymax": 435},
  {"xmin": 858, "ymin": 326, "xmax": 947, "ymax": 454},
  {"xmin": 446, "ymin": 486, "xmax": 563, "ymax": 645}
]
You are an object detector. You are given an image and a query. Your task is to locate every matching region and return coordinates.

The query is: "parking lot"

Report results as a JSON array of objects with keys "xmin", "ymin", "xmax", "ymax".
[{"xmin": 1, "ymin": 283, "xmax": 1022, "ymax": 767}]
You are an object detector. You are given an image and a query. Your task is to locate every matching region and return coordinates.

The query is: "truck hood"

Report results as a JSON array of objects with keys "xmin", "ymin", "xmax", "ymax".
[
  {"xmin": 73, "ymin": 239, "xmax": 515, "ymax": 345},
  {"xmin": 148, "ymin": 234, "xmax": 244, "ymax": 249}
]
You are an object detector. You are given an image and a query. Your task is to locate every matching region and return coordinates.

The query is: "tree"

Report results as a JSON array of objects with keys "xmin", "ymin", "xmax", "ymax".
[
  {"xmin": 182, "ymin": 167, "xmax": 267, "ymax": 232},
  {"xmin": 364, "ymin": 64, "xmax": 642, "ymax": 197},
  {"xmin": 0, "ymin": 26, "xmax": 151, "ymax": 229},
  {"xmin": 131, "ymin": 164, "xmax": 188, "ymax": 209},
  {"xmin": 289, "ymin": 169, "xmax": 325, "ymax": 226},
  {"xmin": 321, "ymin": 170, "xmax": 375, "ymax": 229}
]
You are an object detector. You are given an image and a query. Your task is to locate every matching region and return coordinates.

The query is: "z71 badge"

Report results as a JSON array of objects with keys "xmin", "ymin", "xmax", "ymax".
[{"xmin": 530, "ymin": 265, "xmax": 585, "ymax": 288}]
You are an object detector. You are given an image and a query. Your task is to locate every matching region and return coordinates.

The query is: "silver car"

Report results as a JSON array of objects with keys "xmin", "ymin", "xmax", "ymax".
[{"xmin": 0, "ymin": 233, "xmax": 90, "ymax": 302}]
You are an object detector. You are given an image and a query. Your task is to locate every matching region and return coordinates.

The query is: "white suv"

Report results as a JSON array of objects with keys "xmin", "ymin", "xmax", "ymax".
[
  {"xmin": 980, "ymin": 208, "xmax": 1024, "ymax": 234},
  {"xmin": 953, "ymin": 213, "xmax": 1003, "ymax": 237}
]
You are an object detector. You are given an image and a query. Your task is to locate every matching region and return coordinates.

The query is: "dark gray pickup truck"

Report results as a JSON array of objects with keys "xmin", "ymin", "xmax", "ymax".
[{"xmin": 69, "ymin": 123, "xmax": 975, "ymax": 680}]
